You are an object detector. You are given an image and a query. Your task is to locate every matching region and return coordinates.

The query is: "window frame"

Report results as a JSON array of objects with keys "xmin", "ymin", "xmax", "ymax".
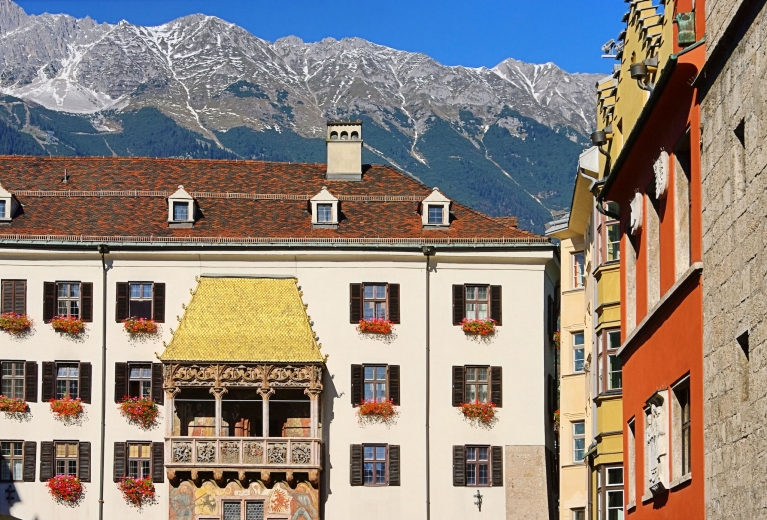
[
  {"xmin": 672, "ymin": 376, "xmax": 692, "ymax": 479},
  {"xmin": 0, "ymin": 441, "xmax": 23, "ymax": 482},
  {"xmin": 126, "ymin": 442, "xmax": 152, "ymax": 479},
  {"xmin": 465, "ymin": 445, "xmax": 491, "ymax": 487},
  {"xmin": 362, "ymin": 365, "xmax": 388, "ymax": 403},
  {"xmin": 54, "ymin": 441, "xmax": 79, "ymax": 477},
  {"xmin": 596, "ymin": 464, "xmax": 624, "ymax": 520},
  {"xmin": 316, "ymin": 203, "xmax": 333, "ymax": 223},
  {"xmin": 464, "ymin": 366, "xmax": 490, "ymax": 404},
  {"xmin": 597, "ymin": 329, "xmax": 622, "ymax": 393},
  {"xmin": 221, "ymin": 500, "xmax": 265, "ymax": 520},
  {"xmin": 1, "ymin": 279, "xmax": 27, "ymax": 314},
  {"xmin": 0, "ymin": 361, "xmax": 25, "ymax": 400},
  {"xmin": 172, "ymin": 201, "xmax": 189, "ymax": 222},
  {"xmin": 572, "ymin": 421, "xmax": 586, "ymax": 463},
  {"xmin": 57, "ymin": 281, "xmax": 82, "ymax": 319},
  {"xmin": 0, "ymin": 200, "xmax": 5, "ymax": 219},
  {"xmin": 464, "ymin": 285, "xmax": 490, "ymax": 321},
  {"xmin": 128, "ymin": 282, "xmax": 154, "ymax": 320},
  {"xmin": 362, "ymin": 283, "xmax": 389, "ymax": 320},
  {"xmin": 572, "ymin": 332, "xmax": 585, "ymax": 373},
  {"xmin": 127, "ymin": 363, "xmax": 153, "ymax": 400},
  {"xmin": 362, "ymin": 444, "xmax": 389, "ymax": 486},
  {"xmin": 597, "ymin": 207, "xmax": 621, "ymax": 266},
  {"xmin": 55, "ymin": 362, "xmax": 80, "ymax": 399},
  {"xmin": 427, "ymin": 205, "xmax": 444, "ymax": 224},
  {"xmin": 572, "ymin": 252, "xmax": 585, "ymax": 289}
]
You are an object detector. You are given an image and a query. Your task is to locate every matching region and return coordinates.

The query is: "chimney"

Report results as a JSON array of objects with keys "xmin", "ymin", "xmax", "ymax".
[{"xmin": 326, "ymin": 120, "xmax": 363, "ymax": 181}]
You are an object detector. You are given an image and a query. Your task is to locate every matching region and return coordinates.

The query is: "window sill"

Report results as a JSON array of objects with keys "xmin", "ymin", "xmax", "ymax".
[
  {"xmin": 669, "ymin": 473, "xmax": 691, "ymax": 489},
  {"xmin": 422, "ymin": 224, "xmax": 449, "ymax": 229},
  {"xmin": 626, "ymin": 500, "xmax": 636, "ymax": 511},
  {"xmin": 562, "ymin": 287, "xmax": 585, "ymax": 294},
  {"xmin": 168, "ymin": 221, "xmax": 194, "ymax": 228},
  {"xmin": 312, "ymin": 223, "xmax": 338, "ymax": 229},
  {"xmin": 562, "ymin": 371, "xmax": 586, "ymax": 379}
]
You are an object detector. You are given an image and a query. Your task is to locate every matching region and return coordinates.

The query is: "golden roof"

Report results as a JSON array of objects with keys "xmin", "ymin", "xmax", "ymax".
[{"xmin": 160, "ymin": 277, "xmax": 323, "ymax": 363}]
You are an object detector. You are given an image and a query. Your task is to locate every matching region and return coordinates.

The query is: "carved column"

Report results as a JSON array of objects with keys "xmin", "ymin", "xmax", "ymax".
[
  {"xmin": 304, "ymin": 387, "xmax": 322, "ymax": 438},
  {"xmin": 210, "ymin": 387, "xmax": 228, "ymax": 436},
  {"xmin": 257, "ymin": 387, "xmax": 275, "ymax": 438},
  {"xmin": 165, "ymin": 387, "xmax": 181, "ymax": 439}
]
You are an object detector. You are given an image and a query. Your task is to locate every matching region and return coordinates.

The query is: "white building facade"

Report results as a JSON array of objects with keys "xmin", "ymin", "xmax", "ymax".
[{"xmin": 0, "ymin": 122, "xmax": 559, "ymax": 520}]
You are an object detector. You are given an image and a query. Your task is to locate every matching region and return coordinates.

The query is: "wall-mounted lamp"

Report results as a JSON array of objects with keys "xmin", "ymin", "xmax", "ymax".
[
  {"xmin": 630, "ymin": 56, "xmax": 659, "ymax": 92},
  {"xmin": 473, "ymin": 489, "xmax": 483, "ymax": 512},
  {"xmin": 590, "ymin": 124, "xmax": 613, "ymax": 160},
  {"xmin": 5, "ymin": 484, "xmax": 16, "ymax": 503}
]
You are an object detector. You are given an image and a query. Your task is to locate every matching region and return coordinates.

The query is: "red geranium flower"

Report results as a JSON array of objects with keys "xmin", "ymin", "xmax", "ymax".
[
  {"xmin": 357, "ymin": 318, "xmax": 393, "ymax": 335},
  {"xmin": 119, "ymin": 396, "xmax": 160, "ymax": 429},
  {"xmin": 47, "ymin": 475, "xmax": 84, "ymax": 505},
  {"xmin": 50, "ymin": 315, "xmax": 85, "ymax": 335},
  {"xmin": 0, "ymin": 312, "xmax": 33, "ymax": 334},
  {"xmin": 118, "ymin": 477, "xmax": 156, "ymax": 508}
]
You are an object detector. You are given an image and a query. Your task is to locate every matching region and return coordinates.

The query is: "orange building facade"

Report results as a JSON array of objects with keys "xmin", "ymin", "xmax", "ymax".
[{"xmin": 595, "ymin": 1, "xmax": 706, "ymax": 517}]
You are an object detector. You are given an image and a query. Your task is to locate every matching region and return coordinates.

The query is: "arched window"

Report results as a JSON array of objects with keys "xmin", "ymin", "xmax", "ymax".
[
  {"xmin": 330, "ymin": 132, "xmax": 339, "ymax": 140},
  {"xmin": 351, "ymin": 131, "xmax": 359, "ymax": 140},
  {"xmin": 340, "ymin": 131, "xmax": 349, "ymax": 140}
]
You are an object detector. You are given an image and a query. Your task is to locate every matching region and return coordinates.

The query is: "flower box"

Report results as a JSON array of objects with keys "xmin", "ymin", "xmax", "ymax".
[
  {"xmin": 356, "ymin": 399, "xmax": 398, "ymax": 425},
  {"xmin": 118, "ymin": 477, "xmax": 156, "ymax": 508},
  {"xmin": 49, "ymin": 395, "xmax": 84, "ymax": 419},
  {"xmin": 460, "ymin": 400, "xmax": 497, "ymax": 425},
  {"xmin": 461, "ymin": 318, "xmax": 496, "ymax": 336},
  {"xmin": 0, "ymin": 395, "xmax": 29, "ymax": 414},
  {"xmin": 357, "ymin": 318, "xmax": 393, "ymax": 335},
  {"xmin": 553, "ymin": 330, "xmax": 560, "ymax": 349},
  {"xmin": 553, "ymin": 409, "xmax": 560, "ymax": 432},
  {"xmin": 119, "ymin": 396, "xmax": 160, "ymax": 429},
  {"xmin": 123, "ymin": 317, "xmax": 158, "ymax": 335},
  {"xmin": 47, "ymin": 475, "xmax": 84, "ymax": 505},
  {"xmin": 50, "ymin": 316, "xmax": 86, "ymax": 335},
  {"xmin": 0, "ymin": 312, "xmax": 33, "ymax": 335}
]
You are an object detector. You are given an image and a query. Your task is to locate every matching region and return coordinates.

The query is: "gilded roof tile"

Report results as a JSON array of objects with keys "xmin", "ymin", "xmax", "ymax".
[{"xmin": 160, "ymin": 277, "xmax": 323, "ymax": 363}]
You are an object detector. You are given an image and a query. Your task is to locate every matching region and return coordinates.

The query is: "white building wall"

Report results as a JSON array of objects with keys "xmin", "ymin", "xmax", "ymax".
[{"xmin": 0, "ymin": 247, "xmax": 556, "ymax": 520}]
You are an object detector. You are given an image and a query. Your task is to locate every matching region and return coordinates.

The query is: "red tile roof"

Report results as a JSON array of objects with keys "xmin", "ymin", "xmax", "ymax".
[{"xmin": 0, "ymin": 156, "xmax": 542, "ymax": 241}]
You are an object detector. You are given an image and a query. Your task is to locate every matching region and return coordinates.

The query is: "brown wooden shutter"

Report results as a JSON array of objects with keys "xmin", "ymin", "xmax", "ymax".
[
  {"xmin": 152, "ymin": 363, "xmax": 164, "ymax": 405},
  {"xmin": 350, "ymin": 284, "xmax": 362, "ymax": 323},
  {"xmin": 41, "ymin": 362, "xmax": 55, "ymax": 401},
  {"xmin": 490, "ymin": 285, "xmax": 502, "ymax": 325},
  {"xmin": 78, "ymin": 441, "xmax": 91, "ymax": 482},
  {"xmin": 1, "ymin": 280, "xmax": 11, "ymax": 313},
  {"xmin": 388, "ymin": 284, "xmax": 400, "ymax": 324},
  {"xmin": 452, "ymin": 366, "xmax": 465, "ymax": 407},
  {"xmin": 115, "ymin": 282, "xmax": 128, "ymax": 322},
  {"xmin": 24, "ymin": 361, "xmax": 37, "ymax": 402},
  {"xmin": 452, "ymin": 285, "xmax": 464, "ymax": 325},
  {"xmin": 14, "ymin": 280, "xmax": 26, "ymax": 314},
  {"xmin": 388, "ymin": 445, "xmax": 400, "ymax": 486},
  {"xmin": 350, "ymin": 444, "xmax": 363, "ymax": 486},
  {"xmin": 43, "ymin": 282, "xmax": 57, "ymax": 323},
  {"xmin": 351, "ymin": 364, "xmax": 363, "ymax": 406},
  {"xmin": 113, "ymin": 442, "xmax": 126, "ymax": 482},
  {"xmin": 153, "ymin": 283, "xmax": 166, "ymax": 323},
  {"xmin": 491, "ymin": 366, "xmax": 502, "ymax": 408},
  {"xmin": 491, "ymin": 446, "xmax": 503, "ymax": 486},
  {"xmin": 81, "ymin": 282, "xmax": 94, "ymax": 322},
  {"xmin": 388, "ymin": 365, "xmax": 400, "ymax": 406},
  {"xmin": 114, "ymin": 362, "xmax": 127, "ymax": 403},
  {"xmin": 79, "ymin": 362, "xmax": 92, "ymax": 403},
  {"xmin": 152, "ymin": 442, "xmax": 165, "ymax": 483},
  {"xmin": 39, "ymin": 441, "xmax": 54, "ymax": 481},
  {"xmin": 22, "ymin": 441, "xmax": 36, "ymax": 482},
  {"xmin": 452, "ymin": 446, "xmax": 466, "ymax": 486}
]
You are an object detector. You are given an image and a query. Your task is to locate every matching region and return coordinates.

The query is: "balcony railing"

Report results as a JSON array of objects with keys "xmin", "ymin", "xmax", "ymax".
[{"xmin": 166, "ymin": 437, "xmax": 321, "ymax": 470}]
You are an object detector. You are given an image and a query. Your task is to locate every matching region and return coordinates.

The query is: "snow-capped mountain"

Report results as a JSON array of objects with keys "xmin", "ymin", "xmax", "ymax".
[{"xmin": 0, "ymin": 0, "xmax": 600, "ymax": 231}]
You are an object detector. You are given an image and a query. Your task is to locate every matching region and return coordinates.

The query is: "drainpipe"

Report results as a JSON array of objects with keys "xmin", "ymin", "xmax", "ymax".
[
  {"xmin": 422, "ymin": 246, "xmax": 435, "ymax": 520},
  {"xmin": 97, "ymin": 244, "xmax": 109, "ymax": 520}
]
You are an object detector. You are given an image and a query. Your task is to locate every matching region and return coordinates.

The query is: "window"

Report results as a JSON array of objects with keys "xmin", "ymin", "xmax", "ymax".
[
  {"xmin": 428, "ymin": 205, "xmax": 444, "ymax": 224},
  {"xmin": 465, "ymin": 285, "xmax": 489, "ymax": 320},
  {"xmin": 606, "ymin": 223, "xmax": 620, "ymax": 261},
  {"xmin": 129, "ymin": 283, "xmax": 153, "ymax": 319},
  {"xmin": 598, "ymin": 465, "xmax": 624, "ymax": 520},
  {"xmin": 1, "ymin": 280, "xmax": 26, "ymax": 314},
  {"xmin": 0, "ymin": 441, "xmax": 22, "ymax": 481},
  {"xmin": 466, "ymin": 446, "xmax": 490, "ymax": 486},
  {"xmin": 573, "ymin": 332, "xmax": 585, "ymax": 372},
  {"xmin": 573, "ymin": 510, "xmax": 586, "ymax": 520},
  {"xmin": 317, "ymin": 203, "xmax": 332, "ymax": 223},
  {"xmin": 0, "ymin": 200, "xmax": 5, "ymax": 218},
  {"xmin": 465, "ymin": 366, "xmax": 489, "ymax": 403},
  {"xmin": 363, "ymin": 444, "xmax": 387, "ymax": 485},
  {"xmin": 172, "ymin": 201, "xmax": 188, "ymax": 221},
  {"xmin": 672, "ymin": 378, "xmax": 691, "ymax": 478},
  {"xmin": 363, "ymin": 365, "xmax": 387, "ymax": 403},
  {"xmin": 363, "ymin": 284, "xmax": 387, "ymax": 320},
  {"xmin": 573, "ymin": 421, "xmax": 585, "ymax": 462},
  {"xmin": 128, "ymin": 365, "xmax": 152, "ymax": 399},
  {"xmin": 223, "ymin": 501, "xmax": 264, "ymax": 520},
  {"xmin": 1, "ymin": 362, "xmax": 24, "ymax": 399},
  {"xmin": 597, "ymin": 329, "xmax": 622, "ymax": 393},
  {"xmin": 57, "ymin": 282, "xmax": 81, "ymax": 318},
  {"xmin": 55, "ymin": 442, "xmax": 79, "ymax": 476},
  {"xmin": 56, "ymin": 364, "xmax": 79, "ymax": 399},
  {"xmin": 628, "ymin": 420, "xmax": 636, "ymax": 504},
  {"xmin": 572, "ymin": 252, "xmax": 585, "ymax": 288},
  {"xmin": 127, "ymin": 443, "xmax": 151, "ymax": 479}
]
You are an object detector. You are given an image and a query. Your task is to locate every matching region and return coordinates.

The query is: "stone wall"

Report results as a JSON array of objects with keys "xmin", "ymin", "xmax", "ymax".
[
  {"xmin": 700, "ymin": 1, "xmax": 767, "ymax": 518},
  {"xmin": 504, "ymin": 445, "xmax": 554, "ymax": 520}
]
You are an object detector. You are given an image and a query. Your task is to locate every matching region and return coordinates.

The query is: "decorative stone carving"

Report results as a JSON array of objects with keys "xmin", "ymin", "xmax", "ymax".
[
  {"xmin": 291, "ymin": 443, "xmax": 312, "ymax": 465},
  {"xmin": 172, "ymin": 442, "xmax": 192, "ymax": 463},
  {"xmin": 645, "ymin": 394, "xmax": 668, "ymax": 496},
  {"xmin": 243, "ymin": 442, "xmax": 264, "ymax": 464},
  {"xmin": 197, "ymin": 442, "xmax": 216, "ymax": 463},
  {"xmin": 267, "ymin": 443, "xmax": 288, "ymax": 464},
  {"xmin": 653, "ymin": 150, "xmax": 669, "ymax": 199},
  {"xmin": 220, "ymin": 442, "xmax": 241, "ymax": 464},
  {"xmin": 165, "ymin": 363, "xmax": 323, "ymax": 390},
  {"xmin": 630, "ymin": 192, "xmax": 643, "ymax": 235}
]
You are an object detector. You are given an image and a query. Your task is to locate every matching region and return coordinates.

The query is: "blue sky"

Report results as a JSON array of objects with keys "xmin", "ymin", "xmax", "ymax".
[{"xmin": 16, "ymin": 1, "xmax": 627, "ymax": 74}]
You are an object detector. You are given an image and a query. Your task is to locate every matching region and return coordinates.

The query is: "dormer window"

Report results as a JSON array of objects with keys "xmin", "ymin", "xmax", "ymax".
[
  {"xmin": 168, "ymin": 185, "xmax": 195, "ymax": 228},
  {"xmin": 310, "ymin": 187, "xmax": 339, "ymax": 228},
  {"xmin": 421, "ymin": 187, "xmax": 451, "ymax": 228},
  {"xmin": 0, "ymin": 183, "xmax": 17, "ymax": 223}
]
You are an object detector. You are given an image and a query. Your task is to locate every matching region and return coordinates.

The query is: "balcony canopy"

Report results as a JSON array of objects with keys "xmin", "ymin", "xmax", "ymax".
[{"xmin": 161, "ymin": 276, "xmax": 323, "ymax": 363}]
